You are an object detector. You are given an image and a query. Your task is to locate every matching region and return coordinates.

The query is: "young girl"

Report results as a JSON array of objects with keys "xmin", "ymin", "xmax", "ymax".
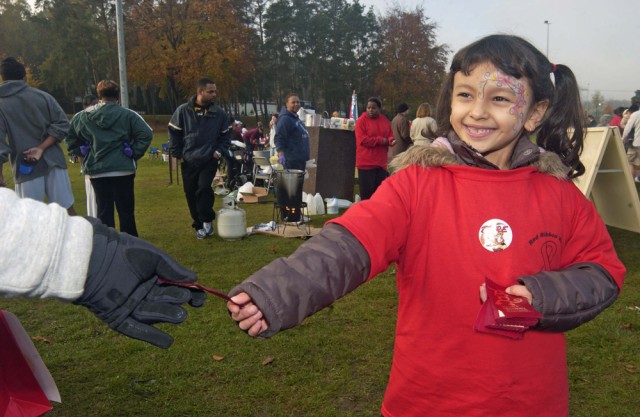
[{"xmin": 227, "ymin": 34, "xmax": 625, "ymax": 417}]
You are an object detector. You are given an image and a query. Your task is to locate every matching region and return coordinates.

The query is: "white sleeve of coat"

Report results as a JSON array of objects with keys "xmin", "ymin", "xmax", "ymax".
[{"xmin": 0, "ymin": 188, "xmax": 92, "ymax": 300}]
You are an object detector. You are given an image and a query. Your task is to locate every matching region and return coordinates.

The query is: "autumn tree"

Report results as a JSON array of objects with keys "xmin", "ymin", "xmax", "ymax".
[
  {"xmin": 374, "ymin": 5, "xmax": 448, "ymax": 114},
  {"xmin": 126, "ymin": 0, "xmax": 256, "ymax": 112},
  {"xmin": 1, "ymin": 0, "xmax": 448, "ymax": 116}
]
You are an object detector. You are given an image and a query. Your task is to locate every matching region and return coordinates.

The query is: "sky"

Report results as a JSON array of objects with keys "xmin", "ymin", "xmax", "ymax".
[{"xmin": 359, "ymin": 0, "xmax": 639, "ymax": 102}]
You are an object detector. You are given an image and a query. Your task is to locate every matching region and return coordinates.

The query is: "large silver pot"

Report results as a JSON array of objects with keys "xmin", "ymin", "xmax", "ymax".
[{"xmin": 275, "ymin": 169, "xmax": 305, "ymax": 222}]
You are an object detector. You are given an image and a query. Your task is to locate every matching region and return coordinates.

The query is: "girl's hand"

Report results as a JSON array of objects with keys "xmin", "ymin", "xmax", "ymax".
[
  {"xmin": 227, "ymin": 292, "xmax": 269, "ymax": 337},
  {"xmin": 505, "ymin": 285, "xmax": 533, "ymax": 304},
  {"xmin": 479, "ymin": 283, "xmax": 533, "ymax": 304}
]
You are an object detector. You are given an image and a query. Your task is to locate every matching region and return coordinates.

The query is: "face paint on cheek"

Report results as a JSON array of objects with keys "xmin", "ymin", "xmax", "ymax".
[
  {"xmin": 487, "ymin": 70, "xmax": 530, "ymax": 132},
  {"xmin": 508, "ymin": 81, "xmax": 529, "ymax": 126}
]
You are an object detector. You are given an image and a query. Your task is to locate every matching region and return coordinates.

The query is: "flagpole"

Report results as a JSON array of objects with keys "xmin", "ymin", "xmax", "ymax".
[{"xmin": 349, "ymin": 90, "xmax": 357, "ymax": 120}]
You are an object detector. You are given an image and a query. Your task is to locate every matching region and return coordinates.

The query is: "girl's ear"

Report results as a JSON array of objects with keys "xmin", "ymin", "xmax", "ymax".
[{"xmin": 524, "ymin": 100, "xmax": 549, "ymax": 132}]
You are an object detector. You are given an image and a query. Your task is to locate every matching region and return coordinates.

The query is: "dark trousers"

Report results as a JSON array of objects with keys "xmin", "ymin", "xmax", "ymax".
[
  {"xmin": 90, "ymin": 174, "xmax": 138, "ymax": 236},
  {"xmin": 358, "ymin": 167, "xmax": 388, "ymax": 200},
  {"xmin": 181, "ymin": 159, "xmax": 218, "ymax": 230}
]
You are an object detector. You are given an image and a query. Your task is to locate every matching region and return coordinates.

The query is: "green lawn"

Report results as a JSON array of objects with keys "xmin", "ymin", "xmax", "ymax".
[{"xmin": 1, "ymin": 134, "xmax": 639, "ymax": 416}]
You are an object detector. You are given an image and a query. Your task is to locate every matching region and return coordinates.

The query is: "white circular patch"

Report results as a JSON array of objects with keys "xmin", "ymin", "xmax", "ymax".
[{"xmin": 478, "ymin": 219, "xmax": 513, "ymax": 252}]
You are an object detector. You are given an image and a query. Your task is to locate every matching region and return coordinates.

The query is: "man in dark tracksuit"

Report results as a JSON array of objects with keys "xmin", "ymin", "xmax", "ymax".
[{"xmin": 169, "ymin": 78, "xmax": 230, "ymax": 239}]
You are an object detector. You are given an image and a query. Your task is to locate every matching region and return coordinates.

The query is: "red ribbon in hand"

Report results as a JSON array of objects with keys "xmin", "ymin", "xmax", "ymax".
[{"xmin": 157, "ymin": 278, "xmax": 240, "ymax": 305}]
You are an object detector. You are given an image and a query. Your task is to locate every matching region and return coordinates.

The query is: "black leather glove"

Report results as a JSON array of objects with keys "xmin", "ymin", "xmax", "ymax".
[{"xmin": 74, "ymin": 219, "xmax": 205, "ymax": 348}]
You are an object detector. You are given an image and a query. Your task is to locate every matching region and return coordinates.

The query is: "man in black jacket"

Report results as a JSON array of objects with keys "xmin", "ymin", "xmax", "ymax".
[{"xmin": 169, "ymin": 78, "xmax": 230, "ymax": 239}]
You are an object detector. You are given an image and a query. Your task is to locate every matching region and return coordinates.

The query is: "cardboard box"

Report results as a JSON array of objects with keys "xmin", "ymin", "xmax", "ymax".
[{"xmin": 240, "ymin": 187, "xmax": 269, "ymax": 203}]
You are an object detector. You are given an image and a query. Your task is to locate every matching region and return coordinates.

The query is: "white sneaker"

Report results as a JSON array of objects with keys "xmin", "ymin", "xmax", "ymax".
[{"xmin": 196, "ymin": 222, "xmax": 214, "ymax": 239}]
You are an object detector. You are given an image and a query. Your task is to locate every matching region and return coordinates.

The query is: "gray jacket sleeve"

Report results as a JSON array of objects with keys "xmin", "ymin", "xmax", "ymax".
[
  {"xmin": 230, "ymin": 223, "xmax": 370, "ymax": 338},
  {"xmin": 518, "ymin": 262, "xmax": 619, "ymax": 332},
  {"xmin": 44, "ymin": 92, "xmax": 69, "ymax": 142},
  {"xmin": 0, "ymin": 112, "xmax": 8, "ymax": 164}
]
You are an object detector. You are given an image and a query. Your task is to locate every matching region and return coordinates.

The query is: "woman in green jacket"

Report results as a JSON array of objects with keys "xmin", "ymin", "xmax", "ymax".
[{"xmin": 66, "ymin": 80, "xmax": 152, "ymax": 236}]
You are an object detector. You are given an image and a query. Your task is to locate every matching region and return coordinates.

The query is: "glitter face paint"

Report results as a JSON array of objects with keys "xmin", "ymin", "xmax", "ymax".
[{"xmin": 478, "ymin": 70, "xmax": 529, "ymax": 132}]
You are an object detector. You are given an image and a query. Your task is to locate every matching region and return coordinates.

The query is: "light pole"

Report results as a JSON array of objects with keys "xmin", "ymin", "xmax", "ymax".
[
  {"xmin": 115, "ymin": 0, "xmax": 129, "ymax": 108},
  {"xmin": 544, "ymin": 20, "xmax": 550, "ymax": 58}
]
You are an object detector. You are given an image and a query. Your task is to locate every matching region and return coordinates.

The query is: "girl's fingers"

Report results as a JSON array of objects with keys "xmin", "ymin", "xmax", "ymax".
[{"xmin": 479, "ymin": 283, "xmax": 487, "ymax": 303}]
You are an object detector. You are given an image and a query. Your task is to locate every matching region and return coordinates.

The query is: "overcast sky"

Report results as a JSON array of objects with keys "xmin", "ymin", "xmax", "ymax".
[{"xmin": 360, "ymin": 0, "xmax": 639, "ymax": 102}]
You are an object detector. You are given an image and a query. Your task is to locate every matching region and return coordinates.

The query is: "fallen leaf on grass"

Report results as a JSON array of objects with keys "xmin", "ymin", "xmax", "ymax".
[
  {"xmin": 271, "ymin": 244, "xmax": 277, "ymax": 254},
  {"xmin": 212, "ymin": 355, "xmax": 225, "ymax": 361},
  {"xmin": 31, "ymin": 336, "xmax": 53, "ymax": 344},
  {"xmin": 623, "ymin": 322, "xmax": 634, "ymax": 330},
  {"xmin": 624, "ymin": 364, "xmax": 638, "ymax": 374},
  {"xmin": 129, "ymin": 379, "xmax": 157, "ymax": 397},
  {"xmin": 261, "ymin": 356, "xmax": 275, "ymax": 366}
]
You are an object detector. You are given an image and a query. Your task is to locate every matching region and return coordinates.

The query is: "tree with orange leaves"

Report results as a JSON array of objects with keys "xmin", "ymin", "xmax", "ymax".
[
  {"xmin": 126, "ymin": 0, "xmax": 255, "ymax": 110},
  {"xmin": 375, "ymin": 6, "xmax": 448, "ymax": 113}
]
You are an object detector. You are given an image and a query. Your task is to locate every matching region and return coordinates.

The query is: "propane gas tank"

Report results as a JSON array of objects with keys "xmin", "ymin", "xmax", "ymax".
[{"xmin": 217, "ymin": 199, "xmax": 246, "ymax": 240}]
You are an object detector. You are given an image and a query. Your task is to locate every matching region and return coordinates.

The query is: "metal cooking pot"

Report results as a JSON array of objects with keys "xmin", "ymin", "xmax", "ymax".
[{"xmin": 275, "ymin": 169, "xmax": 305, "ymax": 222}]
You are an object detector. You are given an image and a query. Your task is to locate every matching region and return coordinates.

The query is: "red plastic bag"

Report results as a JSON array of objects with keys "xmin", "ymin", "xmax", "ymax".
[{"xmin": 0, "ymin": 310, "xmax": 60, "ymax": 417}]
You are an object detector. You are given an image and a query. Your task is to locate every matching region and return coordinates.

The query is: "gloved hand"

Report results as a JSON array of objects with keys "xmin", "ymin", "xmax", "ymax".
[
  {"xmin": 74, "ymin": 219, "xmax": 206, "ymax": 348},
  {"xmin": 123, "ymin": 142, "xmax": 133, "ymax": 158},
  {"xmin": 277, "ymin": 155, "xmax": 285, "ymax": 165},
  {"xmin": 79, "ymin": 144, "xmax": 90, "ymax": 156}
]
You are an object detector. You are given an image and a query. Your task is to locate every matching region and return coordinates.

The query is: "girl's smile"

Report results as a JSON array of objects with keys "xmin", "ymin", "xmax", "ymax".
[{"xmin": 463, "ymin": 125, "xmax": 496, "ymax": 139}]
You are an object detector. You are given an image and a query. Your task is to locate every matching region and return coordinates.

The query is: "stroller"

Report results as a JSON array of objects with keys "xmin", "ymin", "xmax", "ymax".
[{"xmin": 223, "ymin": 140, "xmax": 253, "ymax": 190}]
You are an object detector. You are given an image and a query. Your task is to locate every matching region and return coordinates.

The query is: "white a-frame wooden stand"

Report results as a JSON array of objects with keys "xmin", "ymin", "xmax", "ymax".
[{"xmin": 573, "ymin": 127, "xmax": 640, "ymax": 234}]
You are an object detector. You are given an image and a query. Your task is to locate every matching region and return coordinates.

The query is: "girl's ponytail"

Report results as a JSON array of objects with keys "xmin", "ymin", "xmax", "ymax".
[{"xmin": 536, "ymin": 64, "xmax": 585, "ymax": 178}]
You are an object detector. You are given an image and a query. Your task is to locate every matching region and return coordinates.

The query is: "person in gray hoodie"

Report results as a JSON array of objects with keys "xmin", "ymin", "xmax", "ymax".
[
  {"xmin": 66, "ymin": 80, "xmax": 152, "ymax": 236},
  {"xmin": 0, "ymin": 57, "xmax": 76, "ymax": 215}
]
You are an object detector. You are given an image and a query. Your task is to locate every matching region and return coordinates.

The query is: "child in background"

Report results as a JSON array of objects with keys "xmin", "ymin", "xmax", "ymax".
[{"xmin": 227, "ymin": 34, "xmax": 625, "ymax": 417}]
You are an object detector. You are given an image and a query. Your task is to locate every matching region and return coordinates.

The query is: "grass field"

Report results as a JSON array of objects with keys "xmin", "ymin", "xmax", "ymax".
[{"xmin": 1, "ymin": 133, "xmax": 639, "ymax": 416}]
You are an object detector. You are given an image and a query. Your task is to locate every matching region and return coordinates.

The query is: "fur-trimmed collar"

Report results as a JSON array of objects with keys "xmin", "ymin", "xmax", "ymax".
[{"xmin": 389, "ymin": 136, "xmax": 570, "ymax": 180}]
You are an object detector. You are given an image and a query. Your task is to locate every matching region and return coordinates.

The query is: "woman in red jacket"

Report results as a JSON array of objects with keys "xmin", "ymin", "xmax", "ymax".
[{"xmin": 355, "ymin": 97, "xmax": 395, "ymax": 199}]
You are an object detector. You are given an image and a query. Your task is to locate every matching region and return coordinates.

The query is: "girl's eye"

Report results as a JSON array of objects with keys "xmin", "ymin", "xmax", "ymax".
[
  {"xmin": 456, "ymin": 92, "xmax": 472, "ymax": 99},
  {"xmin": 493, "ymin": 96, "xmax": 511, "ymax": 103}
]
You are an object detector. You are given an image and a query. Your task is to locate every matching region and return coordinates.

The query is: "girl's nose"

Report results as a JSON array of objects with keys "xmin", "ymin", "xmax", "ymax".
[{"xmin": 469, "ymin": 99, "xmax": 488, "ymax": 119}]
